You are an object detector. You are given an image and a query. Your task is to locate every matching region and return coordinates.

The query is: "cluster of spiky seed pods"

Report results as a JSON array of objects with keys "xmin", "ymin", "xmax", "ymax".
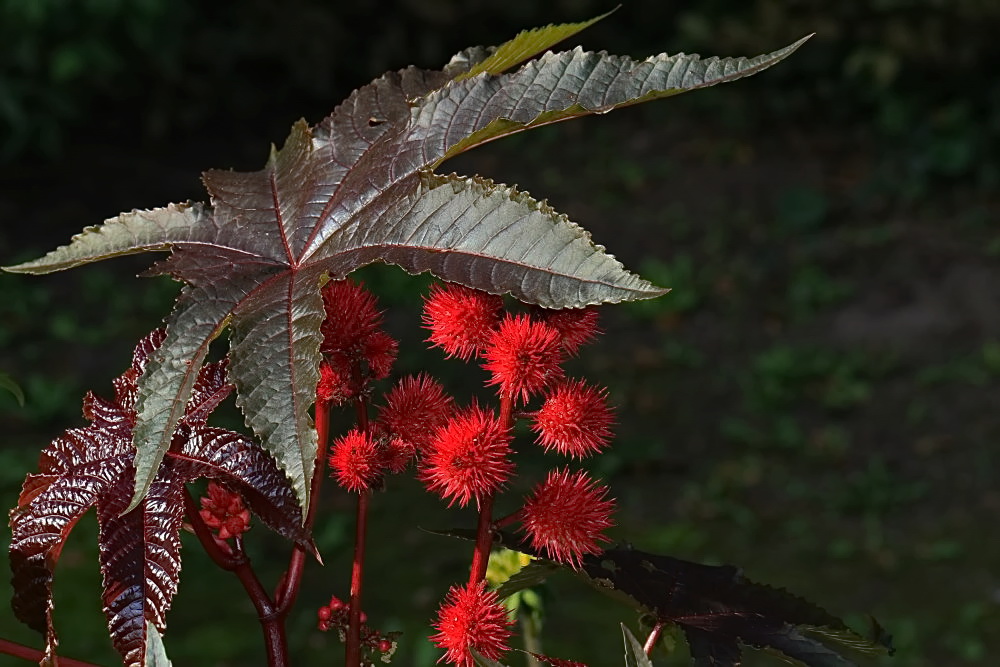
[{"xmin": 201, "ymin": 279, "xmax": 618, "ymax": 666}]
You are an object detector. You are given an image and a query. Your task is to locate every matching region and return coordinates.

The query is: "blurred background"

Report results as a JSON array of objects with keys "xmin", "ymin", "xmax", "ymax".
[{"xmin": 1, "ymin": 0, "xmax": 998, "ymax": 664}]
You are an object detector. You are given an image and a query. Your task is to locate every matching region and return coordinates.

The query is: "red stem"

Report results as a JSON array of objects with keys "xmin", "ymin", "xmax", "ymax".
[
  {"xmin": 345, "ymin": 490, "xmax": 371, "ymax": 667},
  {"xmin": 345, "ymin": 396, "xmax": 371, "ymax": 667},
  {"xmin": 468, "ymin": 493, "xmax": 496, "ymax": 585},
  {"xmin": 468, "ymin": 394, "xmax": 513, "ymax": 586},
  {"xmin": 0, "ymin": 638, "xmax": 102, "ymax": 667},
  {"xmin": 491, "ymin": 508, "xmax": 524, "ymax": 531},
  {"xmin": 643, "ymin": 622, "xmax": 665, "ymax": 657}
]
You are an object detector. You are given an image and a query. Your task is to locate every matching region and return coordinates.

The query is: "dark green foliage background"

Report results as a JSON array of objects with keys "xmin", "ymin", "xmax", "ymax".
[{"xmin": 1, "ymin": 1, "xmax": 998, "ymax": 665}]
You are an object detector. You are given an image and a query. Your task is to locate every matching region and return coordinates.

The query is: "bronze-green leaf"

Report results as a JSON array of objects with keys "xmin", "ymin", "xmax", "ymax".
[{"xmin": 3, "ymin": 19, "xmax": 808, "ymax": 513}]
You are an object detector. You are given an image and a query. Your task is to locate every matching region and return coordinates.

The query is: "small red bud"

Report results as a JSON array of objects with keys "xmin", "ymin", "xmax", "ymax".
[
  {"xmin": 359, "ymin": 611, "xmax": 367, "ymax": 623},
  {"xmin": 317, "ymin": 606, "xmax": 332, "ymax": 622},
  {"xmin": 329, "ymin": 596, "xmax": 345, "ymax": 611},
  {"xmin": 378, "ymin": 639, "xmax": 392, "ymax": 653}
]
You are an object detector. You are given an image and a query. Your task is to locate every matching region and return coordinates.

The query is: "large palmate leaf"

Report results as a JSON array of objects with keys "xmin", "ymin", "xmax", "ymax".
[
  {"xmin": 7, "ymin": 331, "xmax": 312, "ymax": 667},
  {"xmin": 3, "ymin": 18, "xmax": 810, "ymax": 512}
]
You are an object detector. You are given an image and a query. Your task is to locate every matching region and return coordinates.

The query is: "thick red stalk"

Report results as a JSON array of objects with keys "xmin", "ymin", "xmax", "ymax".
[
  {"xmin": 0, "ymin": 638, "xmax": 102, "ymax": 667},
  {"xmin": 345, "ymin": 396, "xmax": 371, "ymax": 667},
  {"xmin": 345, "ymin": 489, "xmax": 371, "ymax": 667},
  {"xmin": 468, "ymin": 394, "xmax": 513, "ymax": 585},
  {"xmin": 468, "ymin": 492, "xmax": 496, "ymax": 585}
]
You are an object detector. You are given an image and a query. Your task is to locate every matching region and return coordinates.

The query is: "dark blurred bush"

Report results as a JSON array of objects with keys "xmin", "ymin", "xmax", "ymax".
[
  {"xmin": 668, "ymin": 0, "xmax": 1000, "ymax": 191},
  {"xmin": 3, "ymin": 0, "xmax": 999, "ymax": 187},
  {"xmin": 0, "ymin": 0, "xmax": 605, "ymax": 159},
  {"xmin": 0, "ymin": 0, "xmax": 185, "ymax": 156}
]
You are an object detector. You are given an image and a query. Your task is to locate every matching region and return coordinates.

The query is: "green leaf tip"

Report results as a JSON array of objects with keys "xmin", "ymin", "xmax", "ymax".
[
  {"xmin": 455, "ymin": 8, "xmax": 617, "ymax": 81},
  {"xmin": 434, "ymin": 33, "xmax": 813, "ymax": 164},
  {"xmin": 622, "ymin": 624, "xmax": 655, "ymax": 667},
  {"xmin": 145, "ymin": 622, "xmax": 172, "ymax": 667}
]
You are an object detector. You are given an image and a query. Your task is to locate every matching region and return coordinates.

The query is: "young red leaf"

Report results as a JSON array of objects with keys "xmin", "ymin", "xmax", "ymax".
[{"xmin": 7, "ymin": 331, "xmax": 312, "ymax": 667}]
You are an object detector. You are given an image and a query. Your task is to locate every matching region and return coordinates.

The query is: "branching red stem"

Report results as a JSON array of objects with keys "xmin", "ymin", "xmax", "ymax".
[
  {"xmin": 491, "ymin": 508, "xmax": 524, "ymax": 531},
  {"xmin": 0, "ymin": 638, "xmax": 102, "ymax": 667},
  {"xmin": 468, "ymin": 493, "xmax": 496, "ymax": 585}
]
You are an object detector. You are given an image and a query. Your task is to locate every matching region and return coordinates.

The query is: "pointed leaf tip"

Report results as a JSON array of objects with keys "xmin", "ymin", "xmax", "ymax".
[
  {"xmin": 144, "ymin": 621, "xmax": 172, "ymax": 667},
  {"xmin": 622, "ymin": 624, "xmax": 655, "ymax": 667},
  {"xmin": 428, "ymin": 34, "xmax": 813, "ymax": 164},
  {"xmin": 456, "ymin": 10, "xmax": 616, "ymax": 81},
  {"xmin": 1, "ymin": 202, "xmax": 206, "ymax": 275},
  {"xmin": 0, "ymin": 372, "xmax": 25, "ymax": 406},
  {"xmin": 366, "ymin": 171, "xmax": 667, "ymax": 308}
]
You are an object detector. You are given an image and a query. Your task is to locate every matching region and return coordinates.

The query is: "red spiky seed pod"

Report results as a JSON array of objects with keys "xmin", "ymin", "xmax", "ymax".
[
  {"xmin": 360, "ymin": 330, "xmax": 398, "ymax": 380},
  {"xmin": 316, "ymin": 360, "xmax": 354, "ymax": 405},
  {"xmin": 421, "ymin": 404, "xmax": 514, "ymax": 507},
  {"xmin": 320, "ymin": 279, "xmax": 384, "ymax": 353},
  {"xmin": 539, "ymin": 306, "xmax": 601, "ymax": 355},
  {"xmin": 520, "ymin": 468, "xmax": 615, "ymax": 569},
  {"xmin": 379, "ymin": 436, "xmax": 415, "ymax": 474},
  {"xmin": 328, "ymin": 429, "xmax": 383, "ymax": 492},
  {"xmin": 431, "ymin": 580, "xmax": 514, "ymax": 666},
  {"xmin": 377, "ymin": 373, "xmax": 454, "ymax": 453},
  {"xmin": 199, "ymin": 481, "xmax": 251, "ymax": 540},
  {"xmin": 482, "ymin": 314, "xmax": 564, "ymax": 403},
  {"xmin": 319, "ymin": 279, "xmax": 398, "ymax": 402},
  {"xmin": 423, "ymin": 283, "xmax": 504, "ymax": 360},
  {"xmin": 531, "ymin": 379, "xmax": 615, "ymax": 459}
]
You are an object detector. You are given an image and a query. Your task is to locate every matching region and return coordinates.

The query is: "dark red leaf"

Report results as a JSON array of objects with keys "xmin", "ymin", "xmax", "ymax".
[
  {"xmin": 96, "ymin": 469, "xmax": 187, "ymax": 665},
  {"xmin": 8, "ymin": 331, "xmax": 309, "ymax": 666},
  {"xmin": 168, "ymin": 427, "xmax": 314, "ymax": 552},
  {"xmin": 577, "ymin": 546, "xmax": 888, "ymax": 666},
  {"xmin": 440, "ymin": 529, "xmax": 892, "ymax": 667}
]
